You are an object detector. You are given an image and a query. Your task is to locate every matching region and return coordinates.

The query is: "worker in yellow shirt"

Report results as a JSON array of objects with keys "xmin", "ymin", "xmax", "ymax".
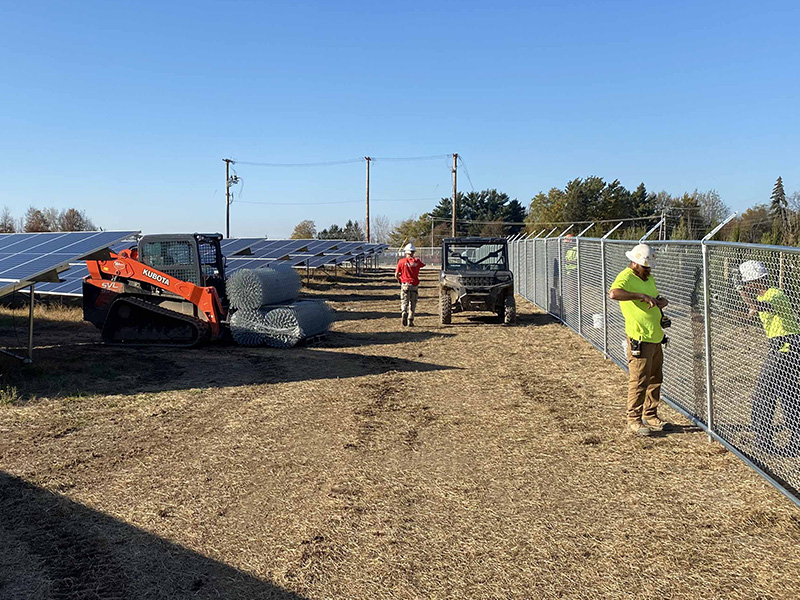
[
  {"xmin": 737, "ymin": 260, "xmax": 800, "ymax": 455},
  {"xmin": 609, "ymin": 244, "xmax": 672, "ymax": 436}
]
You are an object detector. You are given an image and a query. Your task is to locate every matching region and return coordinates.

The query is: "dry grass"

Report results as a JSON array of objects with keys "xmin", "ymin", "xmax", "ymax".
[{"xmin": 1, "ymin": 269, "xmax": 800, "ymax": 599}]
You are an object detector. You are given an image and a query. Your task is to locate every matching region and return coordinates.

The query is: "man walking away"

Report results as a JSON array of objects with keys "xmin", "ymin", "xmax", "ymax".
[
  {"xmin": 736, "ymin": 260, "xmax": 800, "ymax": 455},
  {"xmin": 609, "ymin": 244, "xmax": 672, "ymax": 436},
  {"xmin": 395, "ymin": 243, "xmax": 425, "ymax": 327}
]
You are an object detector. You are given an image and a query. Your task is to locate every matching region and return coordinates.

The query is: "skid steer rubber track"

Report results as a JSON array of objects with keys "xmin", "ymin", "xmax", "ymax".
[{"xmin": 101, "ymin": 296, "xmax": 210, "ymax": 348}]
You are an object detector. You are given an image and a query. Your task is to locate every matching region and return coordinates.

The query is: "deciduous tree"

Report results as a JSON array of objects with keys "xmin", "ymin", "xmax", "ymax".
[
  {"xmin": 290, "ymin": 219, "xmax": 316, "ymax": 239},
  {"xmin": 0, "ymin": 206, "xmax": 15, "ymax": 233},
  {"xmin": 23, "ymin": 207, "xmax": 50, "ymax": 232}
]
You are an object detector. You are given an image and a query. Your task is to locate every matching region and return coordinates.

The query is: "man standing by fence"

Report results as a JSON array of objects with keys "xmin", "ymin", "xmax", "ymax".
[
  {"xmin": 609, "ymin": 244, "xmax": 671, "ymax": 436},
  {"xmin": 396, "ymin": 243, "xmax": 425, "ymax": 327},
  {"xmin": 736, "ymin": 260, "xmax": 800, "ymax": 455}
]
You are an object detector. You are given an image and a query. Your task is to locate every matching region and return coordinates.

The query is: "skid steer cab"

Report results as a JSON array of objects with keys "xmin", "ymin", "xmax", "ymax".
[
  {"xmin": 83, "ymin": 233, "xmax": 229, "ymax": 347},
  {"xmin": 439, "ymin": 237, "xmax": 516, "ymax": 325}
]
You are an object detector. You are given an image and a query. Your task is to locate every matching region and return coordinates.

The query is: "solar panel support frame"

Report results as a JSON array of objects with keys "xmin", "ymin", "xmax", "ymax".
[{"xmin": 0, "ymin": 282, "xmax": 35, "ymax": 364}]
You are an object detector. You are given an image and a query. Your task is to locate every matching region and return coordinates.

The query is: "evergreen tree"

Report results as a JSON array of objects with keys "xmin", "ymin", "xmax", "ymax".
[
  {"xmin": 342, "ymin": 220, "xmax": 365, "ymax": 241},
  {"xmin": 770, "ymin": 176, "xmax": 788, "ymax": 243},
  {"xmin": 318, "ymin": 224, "xmax": 345, "ymax": 239}
]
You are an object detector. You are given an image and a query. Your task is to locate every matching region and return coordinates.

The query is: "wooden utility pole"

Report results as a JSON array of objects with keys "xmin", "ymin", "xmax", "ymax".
[
  {"xmin": 223, "ymin": 158, "xmax": 234, "ymax": 238},
  {"xmin": 365, "ymin": 157, "xmax": 371, "ymax": 242},
  {"xmin": 451, "ymin": 153, "xmax": 458, "ymax": 237}
]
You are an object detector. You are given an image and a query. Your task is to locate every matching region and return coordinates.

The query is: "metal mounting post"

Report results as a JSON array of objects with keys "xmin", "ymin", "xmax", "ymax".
[
  {"xmin": 600, "ymin": 222, "xmax": 624, "ymax": 357},
  {"xmin": 640, "ymin": 218, "xmax": 666, "ymax": 242},
  {"xmin": 702, "ymin": 212, "xmax": 739, "ymax": 242},
  {"xmin": 576, "ymin": 223, "xmax": 594, "ymax": 336},
  {"xmin": 701, "ymin": 241, "xmax": 714, "ymax": 441}
]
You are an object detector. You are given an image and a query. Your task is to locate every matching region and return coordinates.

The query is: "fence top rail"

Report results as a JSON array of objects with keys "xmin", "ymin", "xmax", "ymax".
[
  {"xmin": 530, "ymin": 236, "xmax": 800, "ymax": 255},
  {"xmin": 705, "ymin": 240, "xmax": 800, "ymax": 254},
  {"xmin": 575, "ymin": 237, "xmax": 703, "ymax": 245}
]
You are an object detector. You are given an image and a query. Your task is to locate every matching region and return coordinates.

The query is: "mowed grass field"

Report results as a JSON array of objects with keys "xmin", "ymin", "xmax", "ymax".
[{"xmin": 1, "ymin": 269, "xmax": 800, "ymax": 599}]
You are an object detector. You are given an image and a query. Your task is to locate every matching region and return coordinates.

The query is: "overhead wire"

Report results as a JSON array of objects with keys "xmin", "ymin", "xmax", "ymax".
[
  {"xmin": 457, "ymin": 156, "xmax": 476, "ymax": 192},
  {"xmin": 236, "ymin": 197, "xmax": 441, "ymax": 206},
  {"xmin": 231, "ymin": 158, "xmax": 364, "ymax": 167},
  {"xmin": 370, "ymin": 154, "xmax": 452, "ymax": 162}
]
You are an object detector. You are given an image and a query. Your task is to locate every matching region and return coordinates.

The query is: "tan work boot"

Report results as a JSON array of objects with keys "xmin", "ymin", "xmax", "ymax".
[
  {"xmin": 643, "ymin": 417, "xmax": 672, "ymax": 432},
  {"xmin": 628, "ymin": 421, "xmax": 652, "ymax": 437}
]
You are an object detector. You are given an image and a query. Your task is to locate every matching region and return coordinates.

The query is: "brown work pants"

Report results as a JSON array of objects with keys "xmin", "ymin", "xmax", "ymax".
[
  {"xmin": 400, "ymin": 283, "xmax": 419, "ymax": 321},
  {"xmin": 626, "ymin": 339, "xmax": 663, "ymax": 424}
]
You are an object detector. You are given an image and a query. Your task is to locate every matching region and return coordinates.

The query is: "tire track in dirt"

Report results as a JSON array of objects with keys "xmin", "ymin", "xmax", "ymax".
[{"xmin": 352, "ymin": 372, "xmax": 437, "ymax": 451}]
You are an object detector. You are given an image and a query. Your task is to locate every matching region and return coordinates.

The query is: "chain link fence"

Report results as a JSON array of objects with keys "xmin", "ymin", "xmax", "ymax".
[
  {"xmin": 510, "ymin": 235, "xmax": 800, "ymax": 507},
  {"xmin": 375, "ymin": 247, "xmax": 442, "ymax": 268}
]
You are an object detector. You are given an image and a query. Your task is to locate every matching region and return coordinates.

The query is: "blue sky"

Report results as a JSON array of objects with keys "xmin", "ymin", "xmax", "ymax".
[{"xmin": 2, "ymin": 1, "xmax": 799, "ymax": 238}]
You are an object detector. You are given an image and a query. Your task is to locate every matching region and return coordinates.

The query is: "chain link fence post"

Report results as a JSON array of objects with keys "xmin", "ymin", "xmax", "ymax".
[
  {"xmin": 577, "ymin": 236, "xmax": 582, "ymax": 335},
  {"xmin": 575, "ymin": 223, "xmax": 594, "ymax": 337},
  {"xmin": 600, "ymin": 223, "xmax": 623, "ymax": 358},
  {"xmin": 702, "ymin": 241, "xmax": 715, "ymax": 440},
  {"xmin": 531, "ymin": 236, "xmax": 536, "ymax": 304}
]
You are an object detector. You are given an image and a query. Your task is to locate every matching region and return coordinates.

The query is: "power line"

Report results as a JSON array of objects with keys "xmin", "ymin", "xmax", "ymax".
[
  {"xmin": 236, "ymin": 197, "xmax": 441, "ymax": 207},
  {"xmin": 371, "ymin": 154, "xmax": 452, "ymax": 162},
  {"xmin": 457, "ymin": 155, "xmax": 475, "ymax": 192},
  {"xmin": 231, "ymin": 154, "xmax": 453, "ymax": 167},
  {"xmin": 232, "ymin": 158, "xmax": 364, "ymax": 167}
]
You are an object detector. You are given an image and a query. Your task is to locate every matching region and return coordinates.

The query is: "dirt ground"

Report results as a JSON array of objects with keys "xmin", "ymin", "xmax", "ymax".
[{"xmin": 1, "ymin": 269, "xmax": 800, "ymax": 599}]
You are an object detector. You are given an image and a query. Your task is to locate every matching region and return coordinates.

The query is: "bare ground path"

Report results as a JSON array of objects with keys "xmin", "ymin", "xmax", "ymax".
[{"xmin": 1, "ymin": 269, "xmax": 799, "ymax": 599}]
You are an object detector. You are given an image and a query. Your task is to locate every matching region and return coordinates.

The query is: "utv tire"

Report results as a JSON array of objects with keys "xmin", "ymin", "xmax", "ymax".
[
  {"xmin": 440, "ymin": 289, "xmax": 452, "ymax": 325},
  {"xmin": 503, "ymin": 295, "xmax": 516, "ymax": 325}
]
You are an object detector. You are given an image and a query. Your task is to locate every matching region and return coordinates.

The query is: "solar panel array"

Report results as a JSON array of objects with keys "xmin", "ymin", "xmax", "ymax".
[
  {"xmin": 30, "ymin": 237, "xmax": 388, "ymax": 297},
  {"xmin": 0, "ymin": 231, "xmax": 139, "ymax": 299}
]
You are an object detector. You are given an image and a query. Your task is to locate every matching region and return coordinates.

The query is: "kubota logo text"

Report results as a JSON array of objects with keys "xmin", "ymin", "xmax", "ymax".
[{"xmin": 142, "ymin": 269, "xmax": 170, "ymax": 286}]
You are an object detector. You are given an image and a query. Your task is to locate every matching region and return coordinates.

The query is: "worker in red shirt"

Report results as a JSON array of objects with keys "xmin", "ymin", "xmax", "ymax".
[{"xmin": 395, "ymin": 243, "xmax": 425, "ymax": 327}]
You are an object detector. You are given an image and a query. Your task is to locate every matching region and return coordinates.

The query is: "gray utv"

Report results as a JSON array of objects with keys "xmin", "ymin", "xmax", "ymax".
[{"xmin": 439, "ymin": 237, "xmax": 516, "ymax": 325}]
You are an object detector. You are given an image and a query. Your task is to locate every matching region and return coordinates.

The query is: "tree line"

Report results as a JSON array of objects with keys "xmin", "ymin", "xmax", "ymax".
[
  {"xmin": 289, "ymin": 176, "xmax": 799, "ymax": 247},
  {"xmin": 0, "ymin": 206, "xmax": 97, "ymax": 233}
]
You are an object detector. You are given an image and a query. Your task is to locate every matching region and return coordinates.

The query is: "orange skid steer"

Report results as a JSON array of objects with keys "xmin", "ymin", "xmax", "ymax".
[{"xmin": 83, "ymin": 233, "xmax": 229, "ymax": 347}]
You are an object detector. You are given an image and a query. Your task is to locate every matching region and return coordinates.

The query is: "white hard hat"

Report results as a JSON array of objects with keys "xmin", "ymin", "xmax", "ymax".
[
  {"xmin": 404, "ymin": 243, "xmax": 416, "ymax": 253},
  {"xmin": 625, "ymin": 244, "xmax": 656, "ymax": 268},
  {"xmin": 739, "ymin": 260, "xmax": 768, "ymax": 283}
]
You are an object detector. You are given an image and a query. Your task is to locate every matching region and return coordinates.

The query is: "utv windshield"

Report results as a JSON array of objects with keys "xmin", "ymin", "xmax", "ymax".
[{"xmin": 444, "ymin": 243, "xmax": 507, "ymax": 271}]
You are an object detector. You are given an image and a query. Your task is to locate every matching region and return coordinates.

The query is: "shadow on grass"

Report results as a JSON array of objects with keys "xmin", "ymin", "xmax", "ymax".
[
  {"xmin": 1, "ymin": 343, "xmax": 459, "ymax": 402},
  {"xmin": 321, "ymin": 330, "xmax": 455, "ymax": 348},
  {"xmin": 0, "ymin": 471, "xmax": 307, "ymax": 599}
]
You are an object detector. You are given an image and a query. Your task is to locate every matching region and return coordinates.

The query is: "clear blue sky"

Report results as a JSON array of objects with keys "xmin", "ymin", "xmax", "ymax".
[{"xmin": 2, "ymin": 0, "xmax": 799, "ymax": 238}]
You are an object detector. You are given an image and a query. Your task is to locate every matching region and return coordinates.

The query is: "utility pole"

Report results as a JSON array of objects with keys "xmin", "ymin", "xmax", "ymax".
[
  {"xmin": 365, "ymin": 157, "xmax": 371, "ymax": 242},
  {"xmin": 451, "ymin": 153, "xmax": 458, "ymax": 237},
  {"xmin": 223, "ymin": 158, "xmax": 234, "ymax": 238}
]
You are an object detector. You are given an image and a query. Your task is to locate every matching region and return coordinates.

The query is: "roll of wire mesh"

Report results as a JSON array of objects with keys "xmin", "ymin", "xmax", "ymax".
[
  {"xmin": 226, "ymin": 266, "xmax": 301, "ymax": 310},
  {"xmin": 229, "ymin": 300, "xmax": 332, "ymax": 348}
]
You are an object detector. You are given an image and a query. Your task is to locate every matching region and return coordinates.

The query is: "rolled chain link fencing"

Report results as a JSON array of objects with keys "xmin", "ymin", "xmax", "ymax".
[{"xmin": 510, "ymin": 235, "xmax": 800, "ymax": 507}]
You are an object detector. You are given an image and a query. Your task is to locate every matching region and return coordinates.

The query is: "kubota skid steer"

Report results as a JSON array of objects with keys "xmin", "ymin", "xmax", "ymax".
[{"xmin": 83, "ymin": 233, "xmax": 229, "ymax": 347}]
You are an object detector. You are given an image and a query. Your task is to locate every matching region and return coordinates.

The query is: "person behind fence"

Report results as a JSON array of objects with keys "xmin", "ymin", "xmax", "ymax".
[
  {"xmin": 608, "ymin": 243, "xmax": 672, "ymax": 436},
  {"xmin": 735, "ymin": 260, "xmax": 800, "ymax": 454},
  {"xmin": 395, "ymin": 243, "xmax": 425, "ymax": 327},
  {"xmin": 564, "ymin": 234, "xmax": 577, "ymax": 276}
]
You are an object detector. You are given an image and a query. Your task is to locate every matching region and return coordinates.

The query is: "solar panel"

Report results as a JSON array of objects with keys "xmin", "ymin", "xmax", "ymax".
[
  {"xmin": 0, "ymin": 231, "xmax": 139, "ymax": 298},
  {"xmin": 28, "ymin": 236, "xmax": 384, "ymax": 297},
  {"xmin": 247, "ymin": 240, "xmax": 311, "ymax": 258},
  {"xmin": 219, "ymin": 237, "xmax": 264, "ymax": 255}
]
